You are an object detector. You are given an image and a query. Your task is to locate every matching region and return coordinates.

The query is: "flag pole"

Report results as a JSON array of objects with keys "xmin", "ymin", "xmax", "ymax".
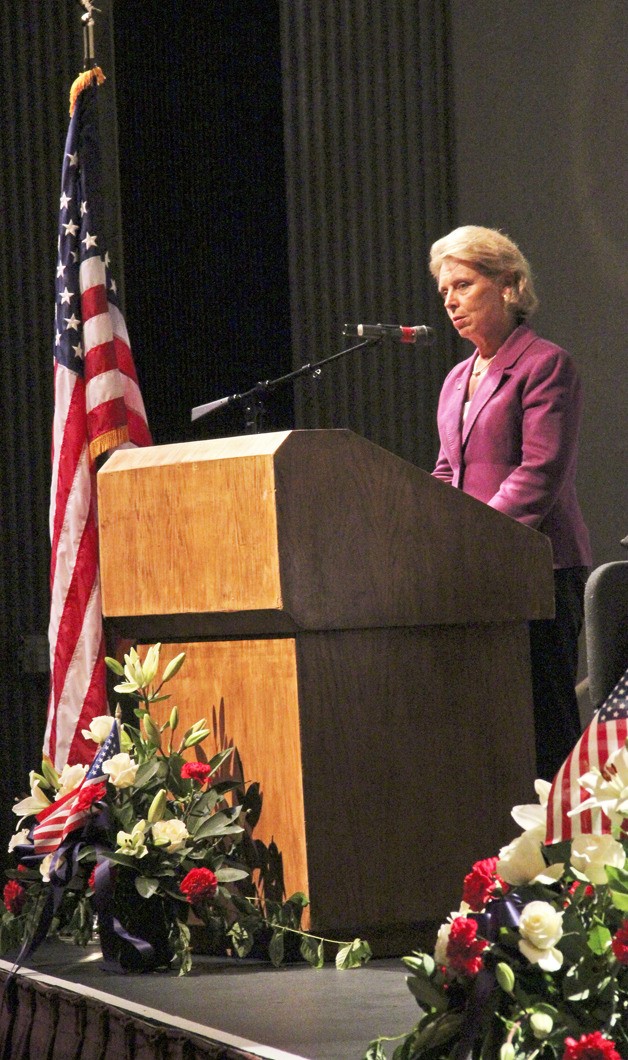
[
  {"xmin": 76, "ymin": 0, "xmax": 99, "ymax": 69},
  {"xmin": 70, "ymin": 2, "xmax": 106, "ymax": 116}
]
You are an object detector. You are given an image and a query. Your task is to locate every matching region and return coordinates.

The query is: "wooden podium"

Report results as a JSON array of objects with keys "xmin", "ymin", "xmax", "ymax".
[{"xmin": 98, "ymin": 430, "xmax": 554, "ymax": 953}]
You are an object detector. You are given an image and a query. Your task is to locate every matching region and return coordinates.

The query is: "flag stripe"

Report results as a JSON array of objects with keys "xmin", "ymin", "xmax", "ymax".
[
  {"xmin": 546, "ymin": 669, "xmax": 628, "ymax": 844},
  {"xmin": 34, "ymin": 720, "xmax": 120, "ymax": 854}
]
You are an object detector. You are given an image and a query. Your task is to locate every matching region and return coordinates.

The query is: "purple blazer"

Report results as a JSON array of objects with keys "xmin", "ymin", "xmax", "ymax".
[{"xmin": 433, "ymin": 324, "xmax": 591, "ymax": 569}]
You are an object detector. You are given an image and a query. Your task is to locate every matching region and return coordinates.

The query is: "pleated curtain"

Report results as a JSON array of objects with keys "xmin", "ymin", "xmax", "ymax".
[{"xmin": 279, "ymin": 0, "xmax": 458, "ymax": 469}]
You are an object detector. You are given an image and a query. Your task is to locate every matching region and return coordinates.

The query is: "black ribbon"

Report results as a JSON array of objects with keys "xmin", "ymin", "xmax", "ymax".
[{"xmin": 91, "ymin": 858, "xmax": 161, "ymax": 972}]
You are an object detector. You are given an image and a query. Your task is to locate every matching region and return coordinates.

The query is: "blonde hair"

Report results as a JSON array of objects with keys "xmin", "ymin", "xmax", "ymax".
[{"xmin": 429, "ymin": 225, "xmax": 539, "ymax": 320}]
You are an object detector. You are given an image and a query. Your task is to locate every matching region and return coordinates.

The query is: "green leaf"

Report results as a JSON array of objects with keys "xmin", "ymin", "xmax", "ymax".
[
  {"xmin": 268, "ymin": 928, "xmax": 285, "ymax": 967},
  {"xmin": 608, "ymin": 889, "xmax": 628, "ymax": 913},
  {"xmin": 284, "ymin": 891, "xmax": 309, "ymax": 910},
  {"xmin": 214, "ymin": 866, "xmax": 249, "ymax": 883},
  {"xmin": 98, "ymin": 850, "xmax": 148, "ymax": 870},
  {"xmin": 134, "ymin": 758, "xmax": 162, "ymax": 788},
  {"xmin": 364, "ymin": 1040, "xmax": 389, "ymax": 1060},
  {"xmin": 228, "ymin": 921, "xmax": 255, "ymax": 958},
  {"xmin": 406, "ymin": 972, "xmax": 449, "ymax": 1014},
  {"xmin": 192, "ymin": 809, "xmax": 243, "ymax": 840},
  {"xmin": 588, "ymin": 922, "xmax": 612, "ymax": 955},
  {"xmin": 76, "ymin": 844, "xmax": 97, "ymax": 862},
  {"xmin": 412, "ymin": 1011, "xmax": 464, "ymax": 1050},
  {"xmin": 207, "ymin": 747, "xmax": 234, "ymax": 773},
  {"xmin": 607, "ymin": 865, "xmax": 628, "ymax": 911},
  {"xmin": 335, "ymin": 937, "xmax": 372, "ymax": 969},
  {"xmin": 402, "ymin": 952, "xmax": 434, "ymax": 978},
  {"xmin": 300, "ymin": 934, "xmax": 325, "ymax": 968},
  {"xmin": 135, "ymin": 876, "xmax": 160, "ymax": 899}
]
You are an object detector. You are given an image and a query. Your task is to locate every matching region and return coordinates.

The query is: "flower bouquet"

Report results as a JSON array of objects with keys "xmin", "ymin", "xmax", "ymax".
[
  {"xmin": 365, "ymin": 764, "xmax": 628, "ymax": 1058},
  {"xmin": 1, "ymin": 645, "xmax": 371, "ymax": 975}
]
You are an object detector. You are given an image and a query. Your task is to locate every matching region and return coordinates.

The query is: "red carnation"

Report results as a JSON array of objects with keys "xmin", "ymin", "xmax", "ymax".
[
  {"xmin": 611, "ymin": 920, "xmax": 628, "ymax": 965},
  {"xmin": 446, "ymin": 916, "xmax": 488, "ymax": 977},
  {"xmin": 563, "ymin": 1032, "xmax": 622, "ymax": 1060},
  {"xmin": 74, "ymin": 781, "xmax": 107, "ymax": 813},
  {"xmin": 179, "ymin": 867, "xmax": 218, "ymax": 903},
  {"xmin": 3, "ymin": 880, "xmax": 26, "ymax": 915},
  {"xmin": 462, "ymin": 856, "xmax": 507, "ymax": 911},
  {"xmin": 87, "ymin": 867, "xmax": 97, "ymax": 891},
  {"xmin": 180, "ymin": 762, "xmax": 213, "ymax": 783}
]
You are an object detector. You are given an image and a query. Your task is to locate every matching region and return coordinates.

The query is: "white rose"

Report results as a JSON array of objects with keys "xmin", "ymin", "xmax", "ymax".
[
  {"xmin": 56, "ymin": 763, "xmax": 88, "ymax": 798},
  {"xmin": 570, "ymin": 833, "xmax": 626, "ymax": 886},
  {"xmin": 8, "ymin": 827, "xmax": 30, "ymax": 853},
  {"xmin": 102, "ymin": 753, "xmax": 138, "ymax": 789},
  {"xmin": 433, "ymin": 920, "xmax": 452, "ymax": 966},
  {"xmin": 497, "ymin": 829, "xmax": 563, "ymax": 887},
  {"xmin": 518, "ymin": 900, "xmax": 563, "ymax": 971},
  {"xmin": 81, "ymin": 715, "xmax": 115, "ymax": 745},
  {"xmin": 151, "ymin": 818, "xmax": 189, "ymax": 853},
  {"xmin": 497, "ymin": 830, "xmax": 547, "ymax": 886}
]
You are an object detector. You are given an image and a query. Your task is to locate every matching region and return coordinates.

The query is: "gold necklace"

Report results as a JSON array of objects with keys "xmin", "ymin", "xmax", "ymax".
[{"xmin": 471, "ymin": 355, "xmax": 496, "ymax": 378}]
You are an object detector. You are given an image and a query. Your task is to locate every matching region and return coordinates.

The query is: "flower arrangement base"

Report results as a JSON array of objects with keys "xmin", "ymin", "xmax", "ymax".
[{"xmin": 99, "ymin": 894, "xmax": 175, "ymax": 974}]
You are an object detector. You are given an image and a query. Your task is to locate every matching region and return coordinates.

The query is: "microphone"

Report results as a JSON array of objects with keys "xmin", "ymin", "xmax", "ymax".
[{"xmin": 342, "ymin": 323, "xmax": 435, "ymax": 345}]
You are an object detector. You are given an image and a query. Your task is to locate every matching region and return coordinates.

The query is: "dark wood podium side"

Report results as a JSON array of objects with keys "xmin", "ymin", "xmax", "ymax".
[{"xmin": 98, "ymin": 430, "xmax": 554, "ymax": 952}]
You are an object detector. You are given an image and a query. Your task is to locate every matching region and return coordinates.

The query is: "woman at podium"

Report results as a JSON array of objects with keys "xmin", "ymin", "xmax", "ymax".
[{"xmin": 429, "ymin": 224, "xmax": 591, "ymax": 782}]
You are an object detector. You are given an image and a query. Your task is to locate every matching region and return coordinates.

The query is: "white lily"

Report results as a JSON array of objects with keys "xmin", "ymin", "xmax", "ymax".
[
  {"xmin": 13, "ymin": 774, "xmax": 51, "ymax": 819},
  {"xmin": 116, "ymin": 820, "xmax": 148, "ymax": 859},
  {"xmin": 569, "ymin": 744, "xmax": 628, "ymax": 824},
  {"xmin": 510, "ymin": 779, "xmax": 552, "ymax": 835},
  {"xmin": 8, "ymin": 827, "xmax": 30, "ymax": 853},
  {"xmin": 141, "ymin": 642, "xmax": 161, "ymax": 686}
]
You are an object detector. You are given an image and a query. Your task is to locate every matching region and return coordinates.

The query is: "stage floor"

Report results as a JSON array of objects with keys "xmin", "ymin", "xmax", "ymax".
[{"xmin": 16, "ymin": 941, "xmax": 420, "ymax": 1059}]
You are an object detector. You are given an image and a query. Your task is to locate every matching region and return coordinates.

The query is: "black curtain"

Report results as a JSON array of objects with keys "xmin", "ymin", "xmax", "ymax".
[{"xmin": 0, "ymin": 2, "xmax": 81, "ymax": 873}]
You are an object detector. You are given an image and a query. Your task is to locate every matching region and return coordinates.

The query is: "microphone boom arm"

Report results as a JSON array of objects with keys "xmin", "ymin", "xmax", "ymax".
[{"xmin": 190, "ymin": 336, "xmax": 383, "ymax": 429}]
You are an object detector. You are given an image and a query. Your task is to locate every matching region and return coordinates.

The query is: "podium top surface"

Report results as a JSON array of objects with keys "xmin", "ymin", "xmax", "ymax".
[
  {"xmin": 98, "ymin": 429, "xmax": 554, "ymax": 636},
  {"xmin": 102, "ymin": 432, "xmax": 294, "ymax": 470}
]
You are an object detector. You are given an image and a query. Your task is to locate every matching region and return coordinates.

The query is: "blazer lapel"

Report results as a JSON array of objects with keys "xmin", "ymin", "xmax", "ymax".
[
  {"xmin": 462, "ymin": 369, "xmax": 502, "ymax": 445},
  {"xmin": 461, "ymin": 325, "xmax": 538, "ymax": 447},
  {"xmin": 446, "ymin": 361, "xmax": 473, "ymax": 467}
]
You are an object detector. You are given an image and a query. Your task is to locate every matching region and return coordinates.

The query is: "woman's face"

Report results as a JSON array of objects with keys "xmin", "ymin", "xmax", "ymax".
[{"xmin": 437, "ymin": 258, "xmax": 514, "ymax": 356}]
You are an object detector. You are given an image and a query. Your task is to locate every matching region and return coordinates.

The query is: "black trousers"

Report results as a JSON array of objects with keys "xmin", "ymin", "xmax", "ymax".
[{"xmin": 529, "ymin": 566, "xmax": 588, "ymax": 782}]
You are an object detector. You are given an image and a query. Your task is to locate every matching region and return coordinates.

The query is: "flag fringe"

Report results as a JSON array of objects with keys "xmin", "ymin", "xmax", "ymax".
[
  {"xmin": 89, "ymin": 427, "xmax": 129, "ymax": 464},
  {"xmin": 69, "ymin": 66, "xmax": 106, "ymax": 116}
]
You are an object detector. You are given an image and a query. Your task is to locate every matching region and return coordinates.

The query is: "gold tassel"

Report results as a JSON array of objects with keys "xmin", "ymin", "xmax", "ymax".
[
  {"xmin": 89, "ymin": 427, "xmax": 129, "ymax": 465},
  {"xmin": 69, "ymin": 66, "xmax": 106, "ymax": 116}
]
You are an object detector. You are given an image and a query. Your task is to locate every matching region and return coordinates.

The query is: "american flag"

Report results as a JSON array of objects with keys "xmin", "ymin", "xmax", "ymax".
[
  {"xmin": 34, "ymin": 718, "xmax": 120, "ymax": 855},
  {"xmin": 545, "ymin": 667, "xmax": 628, "ymax": 844},
  {"xmin": 43, "ymin": 71, "xmax": 151, "ymax": 772}
]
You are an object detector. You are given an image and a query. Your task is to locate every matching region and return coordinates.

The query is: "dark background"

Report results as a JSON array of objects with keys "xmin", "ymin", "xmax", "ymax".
[{"xmin": 112, "ymin": 3, "xmax": 295, "ymax": 443}]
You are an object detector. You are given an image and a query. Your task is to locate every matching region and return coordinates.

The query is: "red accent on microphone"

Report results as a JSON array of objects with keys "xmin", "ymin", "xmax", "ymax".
[{"xmin": 400, "ymin": 327, "xmax": 416, "ymax": 344}]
